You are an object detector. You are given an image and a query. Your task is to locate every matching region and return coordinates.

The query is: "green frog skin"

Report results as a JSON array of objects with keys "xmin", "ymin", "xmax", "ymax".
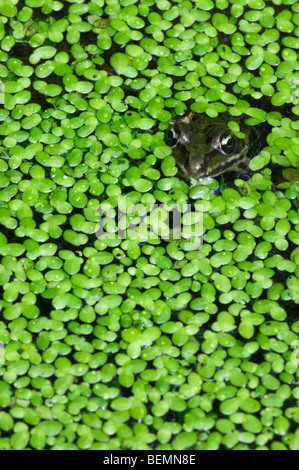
[{"xmin": 166, "ymin": 113, "xmax": 250, "ymax": 180}]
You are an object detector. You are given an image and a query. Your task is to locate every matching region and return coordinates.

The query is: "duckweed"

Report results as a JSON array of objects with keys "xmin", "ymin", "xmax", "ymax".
[{"xmin": 0, "ymin": 0, "xmax": 298, "ymax": 452}]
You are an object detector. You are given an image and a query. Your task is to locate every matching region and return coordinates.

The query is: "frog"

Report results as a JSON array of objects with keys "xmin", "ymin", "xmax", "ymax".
[{"xmin": 165, "ymin": 112, "xmax": 250, "ymax": 180}]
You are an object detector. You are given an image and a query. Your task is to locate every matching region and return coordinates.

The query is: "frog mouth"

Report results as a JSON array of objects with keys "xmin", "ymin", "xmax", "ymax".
[
  {"xmin": 185, "ymin": 144, "xmax": 249, "ymax": 179},
  {"xmin": 206, "ymin": 149, "xmax": 249, "ymax": 177}
]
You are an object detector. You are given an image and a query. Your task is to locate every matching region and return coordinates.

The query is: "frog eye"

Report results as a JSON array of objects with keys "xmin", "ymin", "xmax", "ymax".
[
  {"xmin": 166, "ymin": 125, "xmax": 179, "ymax": 147},
  {"xmin": 220, "ymin": 133, "xmax": 235, "ymax": 154}
]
